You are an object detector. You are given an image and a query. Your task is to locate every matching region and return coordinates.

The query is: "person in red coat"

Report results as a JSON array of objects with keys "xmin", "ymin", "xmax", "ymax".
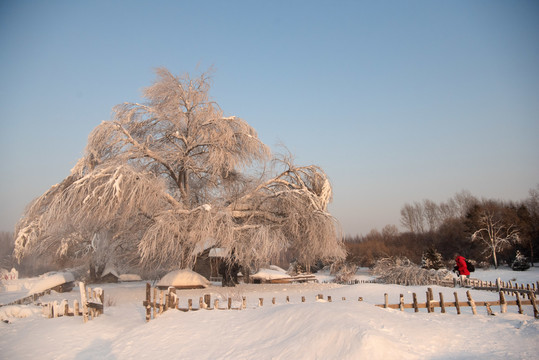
[{"xmin": 454, "ymin": 253, "xmax": 470, "ymax": 279}]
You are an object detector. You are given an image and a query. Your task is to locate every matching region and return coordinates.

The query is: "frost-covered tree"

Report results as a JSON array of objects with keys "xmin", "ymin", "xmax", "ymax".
[
  {"xmin": 471, "ymin": 208, "xmax": 520, "ymax": 269},
  {"xmin": 14, "ymin": 68, "xmax": 346, "ymax": 277}
]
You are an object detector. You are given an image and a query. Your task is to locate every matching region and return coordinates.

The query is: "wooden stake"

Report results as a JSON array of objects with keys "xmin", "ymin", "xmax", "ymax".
[
  {"xmin": 412, "ymin": 293, "xmax": 418, "ymax": 312},
  {"xmin": 79, "ymin": 282, "xmax": 88, "ymax": 323},
  {"xmin": 499, "ymin": 291, "xmax": 507, "ymax": 314},
  {"xmin": 439, "ymin": 293, "xmax": 446, "ymax": 313},
  {"xmin": 301, "ymin": 296, "xmax": 305, "ymax": 303},
  {"xmin": 214, "ymin": 299, "xmax": 219, "ymax": 310},
  {"xmin": 74, "ymin": 300, "xmax": 80, "ymax": 316},
  {"xmin": 259, "ymin": 298, "xmax": 263, "ymax": 307},
  {"xmin": 328, "ymin": 296, "xmax": 332, "ymax": 303},
  {"xmin": 516, "ymin": 292, "xmax": 523, "ymax": 314},
  {"xmin": 529, "ymin": 291, "xmax": 539, "ymax": 319},
  {"xmin": 384, "ymin": 293, "xmax": 388, "ymax": 308},
  {"xmin": 242, "ymin": 296, "xmax": 246, "ymax": 309},
  {"xmin": 399, "ymin": 294, "xmax": 404, "ymax": 311},
  {"xmin": 188, "ymin": 299, "xmax": 193, "ymax": 311},
  {"xmin": 228, "ymin": 297, "xmax": 232, "ymax": 309},
  {"xmin": 272, "ymin": 297, "xmax": 276, "ymax": 305},
  {"xmin": 485, "ymin": 302, "xmax": 495, "ymax": 316},
  {"xmin": 466, "ymin": 291, "xmax": 477, "ymax": 315},
  {"xmin": 426, "ymin": 291, "xmax": 431, "ymax": 313},
  {"xmin": 454, "ymin": 292, "xmax": 461, "ymax": 315}
]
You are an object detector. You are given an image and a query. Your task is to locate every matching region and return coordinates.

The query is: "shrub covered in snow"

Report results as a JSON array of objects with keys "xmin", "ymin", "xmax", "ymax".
[
  {"xmin": 330, "ymin": 262, "xmax": 358, "ymax": 283},
  {"xmin": 372, "ymin": 257, "xmax": 453, "ymax": 286}
]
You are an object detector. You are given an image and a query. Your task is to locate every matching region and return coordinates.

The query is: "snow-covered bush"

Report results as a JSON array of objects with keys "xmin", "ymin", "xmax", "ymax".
[
  {"xmin": 372, "ymin": 257, "xmax": 452, "ymax": 286},
  {"xmin": 330, "ymin": 262, "xmax": 358, "ymax": 283},
  {"xmin": 511, "ymin": 251, "xmax": 530, "ymax": 271}
]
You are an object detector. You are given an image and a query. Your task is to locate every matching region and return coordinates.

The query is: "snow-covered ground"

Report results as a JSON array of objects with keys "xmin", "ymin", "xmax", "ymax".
[{"xmin": 0, "ymin": 266, "xmax": 538, "ymax": 359}]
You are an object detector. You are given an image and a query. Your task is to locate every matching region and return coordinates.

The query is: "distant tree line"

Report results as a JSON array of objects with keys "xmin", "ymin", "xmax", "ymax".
[{"xmin": 345, "ymin": 187, "xmax": 539, "ymax": 268}]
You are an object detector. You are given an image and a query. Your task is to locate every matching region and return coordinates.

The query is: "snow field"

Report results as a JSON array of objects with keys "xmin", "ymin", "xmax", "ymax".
[{"xmin": 0, "ymin": 267, "xmax": 538, "ymax": 359}]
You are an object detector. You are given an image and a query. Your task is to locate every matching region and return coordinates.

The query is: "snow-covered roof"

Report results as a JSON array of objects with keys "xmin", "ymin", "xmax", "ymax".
[
  {"xmin": 250, "ymin": 268, "xmax": 291, "ymax": 281},
  {"xmin": 101, "ymin": 264, "xmax": 119, "ymax": 278},
  {"xmin": 119, "ymin": 274, "xmax": 142, "ymax": 282}
]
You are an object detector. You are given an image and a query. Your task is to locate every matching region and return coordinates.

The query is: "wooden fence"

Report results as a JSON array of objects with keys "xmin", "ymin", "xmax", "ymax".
[
  {"xmin": 460, "ymin": 278, "xmax": 539, "ymax": 295},
  {"xmin": 377, "ymin": 287, "xmax": 539, "ymax": 318},
  {"xmin": 143, "ymin": 283, "xmax": 364, "ymax": 322},
  {"xmin": 41, "ymin": 282, "xmax": 104, "ymax": 323}
]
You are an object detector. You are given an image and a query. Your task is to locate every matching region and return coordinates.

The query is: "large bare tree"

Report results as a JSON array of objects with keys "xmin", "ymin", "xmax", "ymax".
[
  {"xmin": 471, "ymin": 207, "xmax": 520, "ymax": 268},
  {"xmin": 14, "ymin": 68, "xmax": 345, "ymax": 276}
]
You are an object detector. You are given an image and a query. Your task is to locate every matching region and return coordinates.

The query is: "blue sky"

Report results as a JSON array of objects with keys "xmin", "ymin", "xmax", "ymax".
[{"xmin": 1, "ymin": 0, "xmax": 538, "ymax": 236}]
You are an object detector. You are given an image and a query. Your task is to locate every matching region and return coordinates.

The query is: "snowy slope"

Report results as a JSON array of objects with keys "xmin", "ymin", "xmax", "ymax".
[{"xmin": 0, "ymin": 266, "xmax": 537, "ymax": 359}]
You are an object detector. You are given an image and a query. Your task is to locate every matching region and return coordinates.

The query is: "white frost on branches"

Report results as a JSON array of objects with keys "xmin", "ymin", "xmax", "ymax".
[{"xmin": 15, "ymin": 68, "xmax": 346, "ymax": 272}]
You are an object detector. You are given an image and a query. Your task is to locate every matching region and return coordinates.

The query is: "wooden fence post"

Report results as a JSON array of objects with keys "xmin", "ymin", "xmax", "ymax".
[
  {"xmin": 412, "ymin": 293, "xmax": 418, "ymax": 313},
  {"xmin": 228, "ymin": 297, "xmax": 232, "ymax": 309},
  {"xmin": 204, "ymin": 294, "xmax": 211, "ymax": 309},
  {"xmin": 466, "ymin": 291, "xmax": 477, "ymax": 315},
  {"xmin": 79, "ymin": 282, "xmax": 88, "ymax": 323},
  {"xmin": 426, "ymin": 291, "xmax": 431, "ymax": 313},
  {"xmin": 259, "ymin": 298, "xmax": 264, "ymax": 307},
  {"xmin": 74, "ymin": 300, "xmax": 80, "ymax": 316},
  {"xmin": 384, "ymin": 293, "xmax": 388, "ymax": 309},
  {"xmin": 242, "ymin": 296, "xmax": 246, "ymax": 309},
  {"xmin": 153, "ymin": 288, "xmax": 157, "ymax": 318},
  {"xmin": 188, "ymin": 299, "xmax": 193, "ymax": 311},
  {"xmin": 428, "ymin": 288, "xmax": 434, "ymax": 312},
  {"xmin": 439, "ymin": 293, "xmax": 446, "ymax": 313},
  {"xmin": 515, "ymin": 293, "xmax": 523, "ymax": 314},
  {"xmin": 328, "ymin": 296, "xmax": 332, "ymax": 303},
  {"xmin": 454, "ymin": 292, "xmax": 461, "ymax": 315},
  {"xmin": 145, "ymin": 283, "xmax": 151, "ymax": 322},
  {"xmin": 499, "ymin": 291, "xmax": 507, "ymax": 314},
  {"xmin": 399, "ymin": 294, "xmax": 404, "ymax": 311},
  {"xmin": 529, "ymin": 291, "xmax": 539, "ymax": 319}
]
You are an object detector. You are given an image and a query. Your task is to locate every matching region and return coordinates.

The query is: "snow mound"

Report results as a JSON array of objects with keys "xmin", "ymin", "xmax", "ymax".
[
  {"xmin": 26, "ymin": 272, "xmax": 75, "ymax": 295},
  {"xmin": 157, "ymin": 269, "xmax": 210, "ymax": 288},
  {"xmin": 251, "ymin": 267, "xmax": 291, "ymax": 281}
]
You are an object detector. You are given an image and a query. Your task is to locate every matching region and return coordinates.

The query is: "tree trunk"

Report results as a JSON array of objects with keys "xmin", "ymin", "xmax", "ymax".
[{"xmin": 492, "ymin": 248, "xmax": 498, "ymax": 269}]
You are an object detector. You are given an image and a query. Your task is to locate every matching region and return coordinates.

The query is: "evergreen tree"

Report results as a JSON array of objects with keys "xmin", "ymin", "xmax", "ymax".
[
  {"xmin": 511, "ymin": 250, "xmax": 530, "ymax": 271},
  {"xmin": 421, "ymin": 247, "xmax": 445, "ymax": 270}
]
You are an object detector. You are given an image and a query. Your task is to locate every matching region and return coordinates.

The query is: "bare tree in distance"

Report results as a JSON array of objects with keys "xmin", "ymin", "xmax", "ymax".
[
  {"xmin": 400, "ymin": 191, "xmax": 479, "ymax": 234},
  {"xmin": 14, "ymin": 68, "xmax": 346, "ymax": 277},
  {"xmin": 471, "ymin": 205, "xmax": 520, "ymax": 268}
]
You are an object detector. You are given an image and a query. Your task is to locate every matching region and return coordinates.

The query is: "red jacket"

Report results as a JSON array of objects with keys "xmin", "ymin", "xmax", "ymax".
[{"xmin": 455, "ymin": 256, "xmax": 470, "ymax": 276}]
